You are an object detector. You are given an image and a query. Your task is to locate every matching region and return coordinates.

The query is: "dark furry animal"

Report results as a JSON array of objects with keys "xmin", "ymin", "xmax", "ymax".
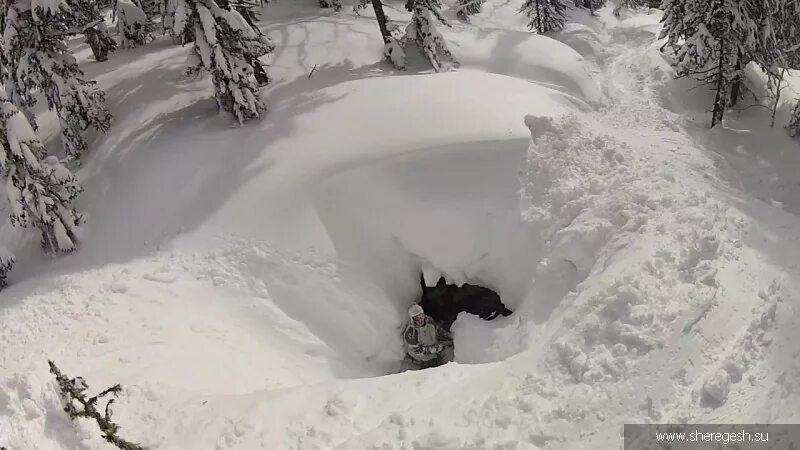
[{"xmin": 418, "ymin": 275, "xmax": 512, "ymax": 330}]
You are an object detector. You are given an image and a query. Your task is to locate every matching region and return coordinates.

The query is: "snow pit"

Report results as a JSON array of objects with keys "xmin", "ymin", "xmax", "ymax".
[{"xmin": 312, "ymin": 139, "xmax": 565, "ymax": 365}]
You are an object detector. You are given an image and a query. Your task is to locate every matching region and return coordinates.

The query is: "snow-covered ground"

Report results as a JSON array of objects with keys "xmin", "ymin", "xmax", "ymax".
[{"xmin": 2, "ymin": 2, "xmax": 800, "ymax": 449}]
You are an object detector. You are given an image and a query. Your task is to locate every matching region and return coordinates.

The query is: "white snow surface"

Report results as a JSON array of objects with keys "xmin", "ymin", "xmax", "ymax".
[{"xmin": 2, "ymin": 3, "xmax": 800, "ymax": 450}]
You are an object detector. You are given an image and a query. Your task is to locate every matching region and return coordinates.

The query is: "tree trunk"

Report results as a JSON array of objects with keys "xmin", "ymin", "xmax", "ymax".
[
  {"xmin": 85, "ymin": 28, "xmax": 109, "ymax": 61},
  {"xmin": 711, "ymin": 39, "xmax": 727, "ymax": 128},
  {"xmin": 771, "ymin": 68, "xmax": 786, "ymax": 127},
  {"xmin": 371, "ymin": 0, "xmax": 391, "ymax": 43},
  {"xmin": 728, "ymin": 53, "xmax": 742, "ymax": 107},
  {"xmin": 250, "ymin": 56, "xmax": 270, "ymax": 86}
]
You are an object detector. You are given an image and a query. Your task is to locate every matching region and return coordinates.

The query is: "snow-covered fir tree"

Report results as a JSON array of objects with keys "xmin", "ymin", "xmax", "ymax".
[
  {"xmin": 776, "ymin": 0, "xmax": 800, "ymax": 135},
  {"xmin": 658, "ymin": 0, "xmax": 688, "ymax": 52},
  {"xmin": 319, "ymin": 0, "xmax": 342, "ymax": 11},
  {"xmin": 117, "ymin": 0, "xmax": 155, "ymax": 47},
  {"xmin": 614, "ymin": 0, "xmax": 660, "ymax": 16},
  {"xmin": 165, "ymin": 0, "xmax": 196, "ymax": 42},
  {"xmin": 231, "ymin": 0, "xmax": 262, "ymax": 28},
  {"xmin": 521, "ymin": 0, "xmax": 567, "ymax": 33},
  {"xmin": 0, "ymin": 95, "xmax": 83, "ymax": 254},
  {"xmin": 0, "ymin": 247, "xmax": 13, "ymax": 289},
  {"xmin": 186, "ymin": 0, "xmax": 275, "ymax": 122},
  {"xmin": 1, "ymin": 0, "xmax": 112, "ymax": 157},
  {"xmin": 789, "ymin": 101, "xmax": 800, "ymax": 137},
  {"xmin": 454, "ymin": 0, "xmax": 485, "ymax": 22},
  {"xmin": 619, "ymin": 0, "xmax": 658, "ymax": 7},
  {"xmin": 574, "ymin": 0, "xmax": 603, "ymax": 13},
  {"xmin": 403, "ymin": 0, "xmax": 456, "ymax": 72},
  {"xmin": 68, "ymin": 0, "xmax": 118, "ymax": 61},
  {"xmin": 134, "ymin": 0, "xmax": 161, "ymax": 18},
  {"xmin": 217, "ymin": 0, "xmax": 270, "ymax": 85},
  {"xmin": 757, "ymin": 0, "xmax": 800, "ymax": 127},
  {"xmin": 660, "ymin": 0, "xmax": 760, "ymax": 127}
]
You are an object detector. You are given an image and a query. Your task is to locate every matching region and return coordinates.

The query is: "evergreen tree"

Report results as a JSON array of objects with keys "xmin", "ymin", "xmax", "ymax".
[
  {"xmin": 165, "ymin": 0, "xmax": 196, "ymax": 42},
  {"xmin": 574, "ymin": 0, "xmax": 604, "ymax": 13},
  {"xmin": 789, "ymin": 101, "xmax": 800, "ymax": 137},
  {"xmin": 134, "ymin": 0, "xmax": 161, "ymax": 19},
  {"xmin": 186, "ymin": 0, "xmax": 274, "ymax": 122},
  {"xmin": 117, "ymin": 0, "xmax": 155, "ymax": 47},
  {"xmin": 455, "ymin": 0, "xmax": 485, "ymax": 22},
  {"xmin": 614, "ymin": 0, "xmax": 660, "ymax": 16},
  {"xmin": 68, "ymin": 0, "xmax": 118, "ymax": 61},
  {"xmin": 0, "ymin": 247, "xmax": 13, "ymax": 290},
  {"xmin": 661, "ymin": 0, "xmax": 760, "ymax": 127},
  {"xmin": 1, "ymin": 0, "xmax": 112, "ymax": 158},
  {"xmin": 217, "ymin": 0, "xmax": 270, "ymax": 85},
  {"xmin": 319, "ymin": 0, "xmax": 342, "ymax": 11},
  {"xmin": 759, "ymin": 0, "xmax": 800, "ymax": 127},
  {"xmin": 0, "ymin": 95, "xmax": 83, "ymax": 254},
  {"xmin": 403, "ymin": 0, "xmax": 456, "ymax": 71},
  {"xmin": 658, "ymin": 0, "xmax": 689, "ymax": 52},
  {"xmin": 229, "ymin": 0, "xmax": 263, "ymax": 28},
  {"xmin": 521, "ymin": 0, "xmax": 567, "ymax": 33}
]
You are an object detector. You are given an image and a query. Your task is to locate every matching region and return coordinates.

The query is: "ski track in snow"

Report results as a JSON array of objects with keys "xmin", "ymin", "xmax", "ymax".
[{"xmin": 2, "ymin": 5, "xmax": 800, "ymax": 450}]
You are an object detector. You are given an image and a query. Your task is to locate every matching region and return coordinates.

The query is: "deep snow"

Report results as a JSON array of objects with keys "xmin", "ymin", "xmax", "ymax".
[{"xmin": 2, "ymin": 2, "xmax": 800, "ymax": 449}]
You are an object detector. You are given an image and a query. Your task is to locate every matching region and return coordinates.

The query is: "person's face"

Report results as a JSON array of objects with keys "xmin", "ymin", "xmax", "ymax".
[{"xmin": 413, "ymin": 314, "xmax": 426, "ymax": 327}]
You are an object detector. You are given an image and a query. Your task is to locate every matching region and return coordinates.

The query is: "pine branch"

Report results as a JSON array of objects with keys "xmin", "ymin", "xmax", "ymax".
[{"xmin": 48, "ymin": 361, "xmax": 145, "ymax": 450}]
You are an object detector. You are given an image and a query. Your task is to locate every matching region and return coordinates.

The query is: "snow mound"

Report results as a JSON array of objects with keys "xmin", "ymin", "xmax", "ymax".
[
  {"xmin": 180, "ymin": 70, "xmax": 576, "ymax": 253},
  {"xmin": 450, "ymin": 29, "xmax": 603, "ymax": 104},
  {"xmin": 519, "ymin": 113, "xmax": 741, "ymax": 380}
]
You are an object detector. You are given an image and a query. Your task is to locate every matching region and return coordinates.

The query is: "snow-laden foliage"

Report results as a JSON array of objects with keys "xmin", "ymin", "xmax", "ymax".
[
  {"xmin": 404, "ymin": 0, "xmax": 456, "ymax": 72},
  {"xmin": 29, "ymin": 0, "xmax": 69, "ymax": 18},
  {"xmin": 658, "ymin": 0, "xmax": 687, "ymax": 52},
  {"xmin": 384, "ymin": 25, "xmax": 406, "ymax": 69},
  {"xmin": 68, "ymin": 0, "xmax": 118, "ymax": 61},
  {"xmin": 789, "ymin": 101, "xmax": 800, "ymax": 138},
  {"xmin": 117, "ymin": 0, "xmax": 155, "ymax": 47},
  {"xmin": 520, "ymin": 0, "xmax": 567, "ymax": 33},
  {"xmin": 574, "ymin": 0, "xmax": 604, "ymax": 13},
  {"xmin": 662, "ymin": 0, "xmax": 800, "ymax": 128},
  {"xmin": 0, "ymin": 247, "xmax": 13, "ymax": 289},
  {"xmin": 319, "ymin": 0, "xmax": 342, "ymax": 11},
  {"xmin": 759, "ymin": 0, "xmax": 800, "ymax": 109},
  {"xmin": 165, "ymin": 0, "xmax": 195, "ymax": 42},
  {"xmin": 0, "ymin": 96, "xmax": 83, "ymax": 254},
  {"xmin": 186, "ymin": 0, "xmax": 274, "ymax": 122},
  {"xmin": 133, "ymin": 0, "xmax": 160, "ymax": 18},
  {"xmin": 660, "ymin": 0, "xmax": 762, "ymax": 127},
  {"xmin": 0, "ymin": 1, "xmax": 112, "ymax": 157},
  {"xmin": 614, "ymin": 0, "xmax": 659, "ymax": 16},
  {"xmin": 619, "ymin": 0, "xmax": 659, "ymax": 7},
  {"xmin": 454, "ymin": 0, "xmax": 485, "ymax": 22}
]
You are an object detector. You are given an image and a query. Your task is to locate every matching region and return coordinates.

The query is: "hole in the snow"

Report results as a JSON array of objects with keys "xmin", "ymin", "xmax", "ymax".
[{"xmin": 417, "ymin": 274, "xmax": 512, "ymax": 330}]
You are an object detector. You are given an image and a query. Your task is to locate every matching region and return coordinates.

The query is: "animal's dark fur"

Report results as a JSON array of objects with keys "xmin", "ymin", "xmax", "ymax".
[{"xmin": 418, "ymin": 274, "xmax": 512, "ymax": 329}]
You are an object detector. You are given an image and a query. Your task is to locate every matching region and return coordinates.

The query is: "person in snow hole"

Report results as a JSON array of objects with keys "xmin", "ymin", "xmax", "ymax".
[{"xmin": 403, "ymin": 304, "xmax": 453, "ymax": 369}]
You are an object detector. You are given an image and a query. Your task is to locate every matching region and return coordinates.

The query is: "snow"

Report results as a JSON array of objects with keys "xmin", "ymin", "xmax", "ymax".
[
  {"xmin": 117, "ymin": 0, "xmax": 148, "ymax": 23},
  {"xmin": 2, "ymin": 2, "xmax": 800, "ymax": 449}
]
